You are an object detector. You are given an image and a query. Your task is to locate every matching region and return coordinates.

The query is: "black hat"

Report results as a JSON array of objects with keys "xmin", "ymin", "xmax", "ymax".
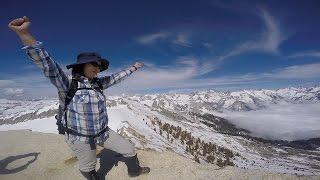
[{"xmin": 66, "ymin": 52, "xmax": 109, "ymax": 72}]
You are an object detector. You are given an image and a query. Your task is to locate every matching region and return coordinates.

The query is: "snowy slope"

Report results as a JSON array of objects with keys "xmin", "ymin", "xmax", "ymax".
[{"xmin": 0, "ymin": 86, "xmax": 319, "ymax": 176}]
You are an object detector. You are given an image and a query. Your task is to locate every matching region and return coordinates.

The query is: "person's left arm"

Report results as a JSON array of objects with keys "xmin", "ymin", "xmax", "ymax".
[{"xmin": 99, "ymin": 62, "xmax": 142, "ymax": 89}]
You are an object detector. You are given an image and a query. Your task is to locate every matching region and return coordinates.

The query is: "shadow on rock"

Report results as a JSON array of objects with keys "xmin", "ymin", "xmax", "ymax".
[
  {"xmin": 97, "ymin": 149, "xmax": 124, "ymax": 180},
  {"xmin": 0, "ymin": 152, "xmax": 40, "ymax": 174}
]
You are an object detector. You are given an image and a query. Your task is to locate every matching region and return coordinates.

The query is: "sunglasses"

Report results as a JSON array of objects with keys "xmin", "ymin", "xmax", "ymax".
[{"xmin": 90, "ymin": 61, "xmax": 101, "ymax": 68}]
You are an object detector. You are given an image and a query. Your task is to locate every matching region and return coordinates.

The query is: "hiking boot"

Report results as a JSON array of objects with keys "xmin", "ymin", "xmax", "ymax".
[
  {"xmin": 124, "ymin": 154, "xmax": 150, "ymax": 177},
  {"xmin": 80, "ymin": 169, "xmax": 100, "ymax": 180},
  {"xmin": 137, "ymin": 166, "xmax": 151, "ymax": 176}
]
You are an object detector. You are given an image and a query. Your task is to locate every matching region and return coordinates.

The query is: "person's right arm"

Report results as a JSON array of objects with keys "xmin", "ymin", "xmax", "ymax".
[{"xmin": 8, "ymin": 16, "xmax": 69, "ymax": 92}]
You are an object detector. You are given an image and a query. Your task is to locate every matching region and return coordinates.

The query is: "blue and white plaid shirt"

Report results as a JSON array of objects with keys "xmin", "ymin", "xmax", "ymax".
[{"xmin": 24, "ymin": 42, "xmax": 134, "ymax": 143}]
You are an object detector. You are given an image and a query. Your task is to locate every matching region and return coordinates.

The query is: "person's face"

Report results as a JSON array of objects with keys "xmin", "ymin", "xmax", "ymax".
[{"xmin": 83, "ymin": 62, "xmax": 100, "ymax": 79}]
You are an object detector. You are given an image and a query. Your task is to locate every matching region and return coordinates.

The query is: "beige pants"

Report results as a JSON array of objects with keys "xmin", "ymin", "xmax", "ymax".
[{"xmin": 67, "ymin": 129, "xmax": 136, "ymax": 172}]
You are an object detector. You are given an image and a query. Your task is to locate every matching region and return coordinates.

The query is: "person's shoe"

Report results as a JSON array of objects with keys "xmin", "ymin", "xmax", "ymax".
[
  {"xmin": 124, "ymin": 154, "xmax": 150, "ymax": 177},
  {"xmin": 80, "ymin": 169, "xmax": 100, "ymax": 180},
  {"xmin": 137, "ymin": 166, "xmax": 151, "ymax": 176}
]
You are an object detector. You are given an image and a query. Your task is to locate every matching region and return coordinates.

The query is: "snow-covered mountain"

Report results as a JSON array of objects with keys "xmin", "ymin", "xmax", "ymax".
[
  {"xmin": 142, "ymin": 86, "xmax": 320, "ymax": 113},
  {"xmin": 0, "ymin": 86, "xmax": 319, "ymax": 176}
]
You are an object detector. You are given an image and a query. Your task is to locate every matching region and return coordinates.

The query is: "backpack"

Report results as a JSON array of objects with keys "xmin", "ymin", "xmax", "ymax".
[
  {"xmin": 55, "ymin": 76, "xmax": 103, "ymax": 135},
  {"xmin": 55, "ymin": 76, "xmax": 108, "ymax": 150}
]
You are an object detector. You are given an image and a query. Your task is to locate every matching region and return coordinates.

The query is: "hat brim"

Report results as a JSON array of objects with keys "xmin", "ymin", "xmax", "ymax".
[{"xmin": 66, "ymin": 58, "xmax": 109, "ymax": 72}]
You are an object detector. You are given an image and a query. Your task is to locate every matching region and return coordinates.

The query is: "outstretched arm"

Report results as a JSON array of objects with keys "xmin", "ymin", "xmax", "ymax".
[
  {"xmin": 100, "ymin": 62, "xmax": 143, "ymax": 89},
  {"xmin": 8, "ymin": 16, "xmax": 69, "ymax": 92}
]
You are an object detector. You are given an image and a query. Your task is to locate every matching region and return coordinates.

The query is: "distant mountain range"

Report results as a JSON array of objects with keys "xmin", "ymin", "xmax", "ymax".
[
  {"xmin": 0, "ymin": 86, "xmax": 319, "ymax": 175},
  {"xmin": 137, "ymin": 86, "xmax": 320, "ymax": 112}
]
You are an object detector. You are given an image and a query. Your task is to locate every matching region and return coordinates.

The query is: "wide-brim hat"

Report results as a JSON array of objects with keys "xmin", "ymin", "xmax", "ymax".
[{"xmin": 66, "ymin": 52, "xmax": 109, "ymax": 72}]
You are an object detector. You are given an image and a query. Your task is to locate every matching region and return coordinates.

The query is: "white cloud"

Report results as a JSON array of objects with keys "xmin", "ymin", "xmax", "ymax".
[
  {"xmin": 218, "ymin": 9, "xmax": 285, "ymax": 62},
  {"xmin": 2, "ymin": 61, "xmax": 319, "ymax": 98},
  {"xmin": 3, "ymin": 61, "xmax": 319, "ymax": 98},
  {"xmin": 172, "ymin": 34, "xmax": 192, "ymax": 47},
  {"xmin": 222, "ymin": 102, "xmax": 320, "ymax": 141},
  {"xmin": 265, "ymin": 63, "xmax": 320, "ymax": 79},
  {"xmin": 123, "ymin": 59, "xmax": 203, "ymax": 87},
  {"xmin": 0, "ymin": 80, "xmax": 15, "ymax": 88},
  {"xmin": 136, "ymin": 9, "xmax": 286, "ymax": 78},
  {"xmin": 0, "ymin": 72, "xmax": 59, "ymax": 99},
  {"xmin": 104, "ymin": 57, "xmax": 219, "ymax": 94},
  {"xmin": 137, "ymin": 32, "xmax": 169, "ymax": 44},
  {"xmin": 288, "ymin": 50, "xmax": 320, "ymax": 59},
  {"xmin": 184, "ymin": 63, "xmax": 320, "ymax": 88},
  {"xmin": 137, "ymin": 32, "xmax": 193, "ymax": 49},
  {"xmin": 203, "ymin": 42, "xmax": 213, "ymax": 48},
  {"xmin": 3, "ymin": 88, "xmax": 24, "ymax": 96},
  {"xmin": 259, "ymin": 9, "xmax": 284, "ymax": 53},
  {"xmin": 106, "ymin": 62, "xmax": 320, "ymax": 94}
]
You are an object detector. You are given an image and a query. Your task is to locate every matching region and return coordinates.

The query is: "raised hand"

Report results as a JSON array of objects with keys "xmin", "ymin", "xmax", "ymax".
[
  {"xmin": 8, "ymin": 16, "xmax": 36, "ymax": 46},
  {"xmin": 133, "ymin": 62, "xmax": 143, "ymax": 69},
  {"xmin": 8, "ymin": 16, "xmax": 31, "ymax": 34}
]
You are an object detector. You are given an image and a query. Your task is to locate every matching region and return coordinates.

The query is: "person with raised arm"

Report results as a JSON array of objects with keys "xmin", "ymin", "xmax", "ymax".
[{"xmin": 8, "ymin": 16, "xmax": 150, "ymax": 180}]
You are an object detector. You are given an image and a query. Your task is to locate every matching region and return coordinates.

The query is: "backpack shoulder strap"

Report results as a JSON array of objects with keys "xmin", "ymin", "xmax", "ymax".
[
  {"xmin": 90, "ymin": 77, "xmax": 103, "ymax": 94},
  {"xmin": 64, "ymin": 78, "xmax": 79, "ymax": 109},
  {"xmin": 64, "ymin": 77, "xmax": 102, "ymax": 109},
  {"xmin": 96, "ymin": 78, "xmax": 103, "ymax": 93}
]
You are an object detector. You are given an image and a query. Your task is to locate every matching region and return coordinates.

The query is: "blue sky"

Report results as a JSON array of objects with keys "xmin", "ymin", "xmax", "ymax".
[{"xmin": 1, "ymin": 0, "xmax": 320, "ymax": 98}]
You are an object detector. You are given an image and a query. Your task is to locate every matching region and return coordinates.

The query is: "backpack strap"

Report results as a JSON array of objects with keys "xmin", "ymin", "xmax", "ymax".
[
  {"xmin": 63, "ymin": 77, "xmax": 79, "ymax": 136},
  {"xmin": 63, "ymin": 77, "xmax": 94, "ymax": 132},
  {"xmin": 64, "ymin": 77, "xmax": 101, "ymax": 110},
  {"xmin": 91, "ymin": 77, "xmax": 103, "ymax": 94},
  {"xmin": 97, "ymin": 79, "xmax": 103, "ymax": 90},
  {"xmin": 64, "ymin": 78, "xmax": 80, "ymax": 109}
]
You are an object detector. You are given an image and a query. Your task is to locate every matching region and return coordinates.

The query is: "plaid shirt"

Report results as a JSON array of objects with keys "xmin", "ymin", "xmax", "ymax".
[{"xmin": 24, "ymin": 42, "xmax": 134, "ymax": 143}]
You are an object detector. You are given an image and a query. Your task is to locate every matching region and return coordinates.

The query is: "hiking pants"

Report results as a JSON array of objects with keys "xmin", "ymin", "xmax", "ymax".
[{"xmin": 66, "ymin": 129, "xmax": 136, "ymax": 172}]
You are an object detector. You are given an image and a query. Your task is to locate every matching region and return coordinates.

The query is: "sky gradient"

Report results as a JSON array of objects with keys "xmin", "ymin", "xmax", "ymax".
[{"xmin": 1, "ymin": 0, "xmax": 320, "ymax": 99}]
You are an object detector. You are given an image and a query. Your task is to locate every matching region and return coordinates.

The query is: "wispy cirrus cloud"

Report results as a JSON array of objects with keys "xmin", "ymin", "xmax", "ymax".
[
  {"xmin": 136, "ymin": 8, "xmax": 285, "ymax": 69},
  {"xmin": 137, "ymin": 32, "xmax": 169, "ymax": 45},
  {"xmin": 264, "ymin": 62, "xmax": 320, "ymax": 79},
  {"xmin": 260, "ymin": 9, "xmax": 284, "ymax": 53},
  {"xmin": 161, "ymin": 8, "xmax": 286, "ymax": 80},
  {"xmin": 203, "ymin": 43, "xmax": 213, "ymax": 47},
  {"xmin": 210, "ymin": 1, "xmax": 285, "ymax": 60},
  {"xmin": 218, "ymin": 9, "xmax": 285, "ymax": 62},
  {"xmin": 137, "ymin": 32, "xmax": 192, "ymax": 48},
  {"xmin": 184, "ymin": 62, "xmax": 320, "ymax": 88},
  {"xmin": 1, "ymin": 61, "xmax": 319, "ymax": 98},
  {"xmin": 172, "ymin": 34, "xmax": 192, "ymax": 47},
  {"xmin": 107, "ymin": 62, "xmax": 320, "ymax": 94},
  {"xmin": 104, "ymin": 56, "xmax": 219, "ymax": 94},
  {"xmin": 125, "ymin": 57, "xmax": 214, "ymax": 87},
  {"xmin": 288, "ymin": 50, "xmax": 320, "ymax": 59}
]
